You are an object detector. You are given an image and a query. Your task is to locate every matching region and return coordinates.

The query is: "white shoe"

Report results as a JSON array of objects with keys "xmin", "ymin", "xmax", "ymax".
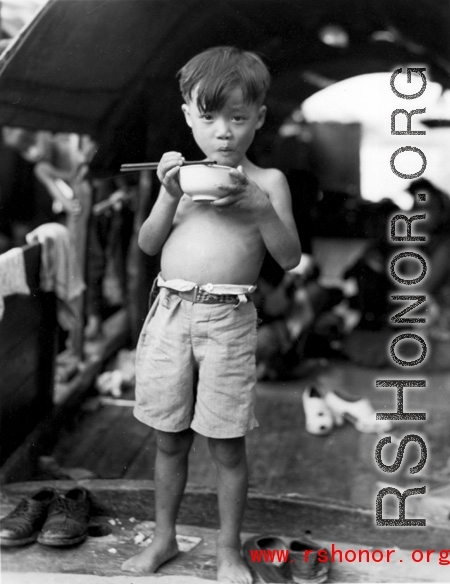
[
  {"xmin": 302, "ymin": 386, "xmax": 334, "ymax": 436},
  {"xmin": 324, "ymin": 391, "xmax": 393, "ymax": 434}
]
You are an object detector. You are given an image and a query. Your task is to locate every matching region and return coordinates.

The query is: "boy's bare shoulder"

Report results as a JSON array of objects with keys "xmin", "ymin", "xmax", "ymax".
[{"xmin": 248, "ymin": 164, "xmax": 289, "ymax": 197}]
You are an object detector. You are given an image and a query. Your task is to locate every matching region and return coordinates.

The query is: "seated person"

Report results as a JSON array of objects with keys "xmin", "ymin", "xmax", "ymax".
[{"xmin": 255, "ymin": 252, "xmax": 343, "ymax": 380}]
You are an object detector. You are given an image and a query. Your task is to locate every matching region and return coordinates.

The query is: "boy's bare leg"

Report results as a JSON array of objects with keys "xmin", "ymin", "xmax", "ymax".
[
  {"xmin": 209, "ymin": 436, "xmax": 252, "ymax": 584},
  {"xmin": 121, "ymin": 428, "xmax": 194, "ymax": 573}
]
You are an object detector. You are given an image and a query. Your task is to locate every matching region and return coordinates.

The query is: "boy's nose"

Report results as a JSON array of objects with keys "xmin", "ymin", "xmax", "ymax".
[{"xmin": 215, "ymin": 120, "xmax": 232, "ymax": 139}]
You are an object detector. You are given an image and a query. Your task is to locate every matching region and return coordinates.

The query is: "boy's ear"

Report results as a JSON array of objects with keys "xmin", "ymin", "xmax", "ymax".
[
  {"xmin": 255, "ymin": 105, "xmax": 267, "ymax": 130},
  {"xmin": 181, "ymin": 103, "xmax": 193, "ymax": 128}
]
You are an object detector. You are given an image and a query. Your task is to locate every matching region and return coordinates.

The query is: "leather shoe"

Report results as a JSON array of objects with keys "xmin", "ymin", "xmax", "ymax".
[
  {"xmin": 37, "ymin": 487, "xmax": 90, "ymax": 547},
  {"xmin": 0, "ymin": 488, "xmax": 57, "ymax": 547}
]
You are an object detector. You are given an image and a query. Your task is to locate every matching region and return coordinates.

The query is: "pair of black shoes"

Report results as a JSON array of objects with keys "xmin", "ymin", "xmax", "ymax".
[{"xmin": 0, "ymin": 487, "xmax": 90, "ymax": 547}]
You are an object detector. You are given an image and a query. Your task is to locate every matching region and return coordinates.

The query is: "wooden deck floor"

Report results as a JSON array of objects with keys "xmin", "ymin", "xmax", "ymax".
[
  {"xmin": 3, "ymin": 237, "xmax": 450, "ymax": 584},
  {"xmin": 43, "ymin": 235, "xmax": 450, "ymax": 506},
  {"xmin": 42, "ymin": 358, "xmax": 450, "ymax": 512},
  {"xmin": 2, "ymin": 478, "xmax": 450, "ymax": 583},
  {"xmin": 3, "ymin": 517, "xmax": 449, "ymax": 583}
]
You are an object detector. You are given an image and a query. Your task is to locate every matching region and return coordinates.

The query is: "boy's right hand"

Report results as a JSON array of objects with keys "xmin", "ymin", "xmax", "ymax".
[{"xmin": 157, "ymin": 152, "xmax": 185, "ymax": 200}]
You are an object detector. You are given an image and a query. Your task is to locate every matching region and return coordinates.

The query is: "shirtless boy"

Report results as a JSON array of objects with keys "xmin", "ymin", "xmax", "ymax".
[{"xmin": 121, "ymin": 46, "xmax": 300, "ymax": 583}]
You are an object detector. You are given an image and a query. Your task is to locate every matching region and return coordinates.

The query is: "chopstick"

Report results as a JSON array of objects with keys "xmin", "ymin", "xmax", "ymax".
[{"xmin": 120, "ymin": 160, "xmax": 216, "ymax": 172}]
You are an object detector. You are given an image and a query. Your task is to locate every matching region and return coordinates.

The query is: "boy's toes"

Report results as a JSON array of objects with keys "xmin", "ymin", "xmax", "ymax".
[{"xmin": 217, "ymin": 546, "xmax": 253, "ymax": 583}]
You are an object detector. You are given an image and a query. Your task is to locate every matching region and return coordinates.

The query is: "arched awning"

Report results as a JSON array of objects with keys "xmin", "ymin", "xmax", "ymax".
[{"xmin": 0, "ymin": 0, "xmax": 448, "ymax": 170}]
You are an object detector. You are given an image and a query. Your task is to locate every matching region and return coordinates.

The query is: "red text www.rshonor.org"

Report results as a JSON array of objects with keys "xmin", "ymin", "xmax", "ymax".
[{"xmin": 249, "ymin": 545, "xmax": 450, "ymax": 565}]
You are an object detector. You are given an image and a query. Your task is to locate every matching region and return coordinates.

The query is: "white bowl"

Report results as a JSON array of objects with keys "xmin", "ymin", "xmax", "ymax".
[{"xmin": 179, "ymin": 164, "xmax": 235, "ymax": 202}]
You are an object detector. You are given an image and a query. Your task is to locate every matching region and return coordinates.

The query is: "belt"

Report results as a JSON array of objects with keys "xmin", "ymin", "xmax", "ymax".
[{"xmin": 171, "ymin": 287, "xmax": 250, "ymax": 305}]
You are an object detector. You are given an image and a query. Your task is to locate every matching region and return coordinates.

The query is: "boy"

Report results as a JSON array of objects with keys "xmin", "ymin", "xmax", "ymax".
[{"xmin": 121, "ymin": 46, "xmax": 300, "ymax": 583}]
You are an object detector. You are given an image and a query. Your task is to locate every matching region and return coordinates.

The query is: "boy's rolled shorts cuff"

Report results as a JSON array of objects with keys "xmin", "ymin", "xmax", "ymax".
[{"xmin": 133, "ymin": 405, "xmax": 259, "ymax": 439}]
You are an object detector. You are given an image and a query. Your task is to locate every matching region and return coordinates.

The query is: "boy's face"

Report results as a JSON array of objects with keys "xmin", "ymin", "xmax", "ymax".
[{"xmin": 181, "ymin": 86, "xmax": 266, "ymax": 167}]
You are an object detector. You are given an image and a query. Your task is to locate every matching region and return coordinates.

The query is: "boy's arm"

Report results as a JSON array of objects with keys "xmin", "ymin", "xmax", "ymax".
[
  {"xmin": 215, "ymin": 168, "xmax": 301, "ymax": 271},
  {"xmin": 138, "ymin": 151, "xmax": 185, "ymax": 256},
  {"xmin": 138, "ymin": 186, "xmax": 180, "ymax": 255},
  {"xmin": 254, "ymin": 170, "xmax": 301, "ymax": 270}
]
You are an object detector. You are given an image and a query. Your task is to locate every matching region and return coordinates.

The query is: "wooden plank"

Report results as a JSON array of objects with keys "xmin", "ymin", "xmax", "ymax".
[
  {"xmin": 0, "ymin": 289, "xmax": 56, "ymax": 401},
  {"xmin": 0, "ymin": 377, "xmax": 49, "ymax": 462},
  {"xmin": 78, "ymin": 406, "xmax": 130, "ymax": 472},
  {"xmin": 2, "ymin": 540, "xmax": 449, "ymax": 584},
  {"xmin": 94, "ymin": 406, "xmax": 153, "ymax": 478},
  {"xmin": 0, "ymin": 244, "xmax": 42, "ymax": 349},
  {"xmin": 409, "ymin": 483, "xmax": 450, "ymax": 527},
  {"xmin": 1, "ymin": 484, "xmax": 450, "ymax": 582},
  {"xmin": 0, "ymin": 243, "xmax": 56, "ymax": 464},
  {"xmin": 2, "ymin": 480, "xmax": 449, "ymax": 553},
  {"xmin": 0, "ymin": 309, "xmax": 129, "ymax": 484},
  {"xmin": 2, "ymin": 370, "xmax": 39, "ymax": 412},
  {"xmin": 0, "ymin": 296, "xmax": 41, "ymax": 360},
  {"xmin": 22, "ymin": 244, "xmax": 41, "ymax": 289},
  {"xmin": 0, "ymin": 513, "xmax": 217, "ymax": 580},
  {"xmin": 65, "ymin": 178, "xmax": 92, "ymax": 358},
  {"xmin": 52, "ymin": 402, "xmax": 127, "ymax": 472},
  {"xmin": 1, "ymin": 336, "xmax": 39, "ymax": 394}
]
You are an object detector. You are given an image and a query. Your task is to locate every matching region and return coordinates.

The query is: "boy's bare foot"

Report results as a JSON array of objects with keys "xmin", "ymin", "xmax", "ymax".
[
  {"xmin": 217, "ymin": 545, "xmax": 253, "ymax": 584},
  {"xmin": 121, "ymin": 533, "xmax": 178, "ymax": 574}
]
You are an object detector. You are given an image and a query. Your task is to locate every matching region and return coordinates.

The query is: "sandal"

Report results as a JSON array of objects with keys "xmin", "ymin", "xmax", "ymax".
[
  {"xmin": 302, "ymin": 387, "xmax": 334, "ymax": 436},
  {"xmin": 289, "ymin": 538, "xmax": 330, "ymax": 583},
  {"xmin": 324, "ymin": 390, "xmax": 393, "ymax": 434}
]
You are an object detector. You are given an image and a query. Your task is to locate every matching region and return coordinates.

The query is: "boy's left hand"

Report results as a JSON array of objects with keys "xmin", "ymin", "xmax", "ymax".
[{"xmin": 213, "ymin": 166, "xmax": 269, "ymax": 214}]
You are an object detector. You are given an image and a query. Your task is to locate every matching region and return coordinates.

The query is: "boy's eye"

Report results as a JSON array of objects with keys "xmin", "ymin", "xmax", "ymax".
[{"xmin": 200, "ymin": 113, "xmax": 214, "ymax": 121}]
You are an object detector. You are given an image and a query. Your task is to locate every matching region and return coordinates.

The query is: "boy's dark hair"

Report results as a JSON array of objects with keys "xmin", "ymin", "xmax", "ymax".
[{"xmin": 178, "ymin": 46, "xmax": 270, "ymax": 112}]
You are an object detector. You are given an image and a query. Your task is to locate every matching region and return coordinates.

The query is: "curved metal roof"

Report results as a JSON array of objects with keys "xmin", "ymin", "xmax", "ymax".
[{"xmin": 0, "ymin": 0, "xmax": 448, "ymax": 170}]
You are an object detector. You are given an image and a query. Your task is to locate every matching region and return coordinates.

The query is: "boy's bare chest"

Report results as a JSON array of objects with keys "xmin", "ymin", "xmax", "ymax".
[
  {"xmin": 166, "ymin": 196, "xmax": 262, "ymax": 260},
  {"xmin": 162, "ymin": 196, "xmax": 265, "ymax": 283},
  {"xmin": 173, "ymin": 195, "xmax": 253, "ymax": 233}
]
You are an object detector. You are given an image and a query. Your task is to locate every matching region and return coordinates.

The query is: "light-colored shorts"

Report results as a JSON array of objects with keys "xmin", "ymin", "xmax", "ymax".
[{"xmin": 134, "ymin": 286, "xmax": 259, "ymax": 438}]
